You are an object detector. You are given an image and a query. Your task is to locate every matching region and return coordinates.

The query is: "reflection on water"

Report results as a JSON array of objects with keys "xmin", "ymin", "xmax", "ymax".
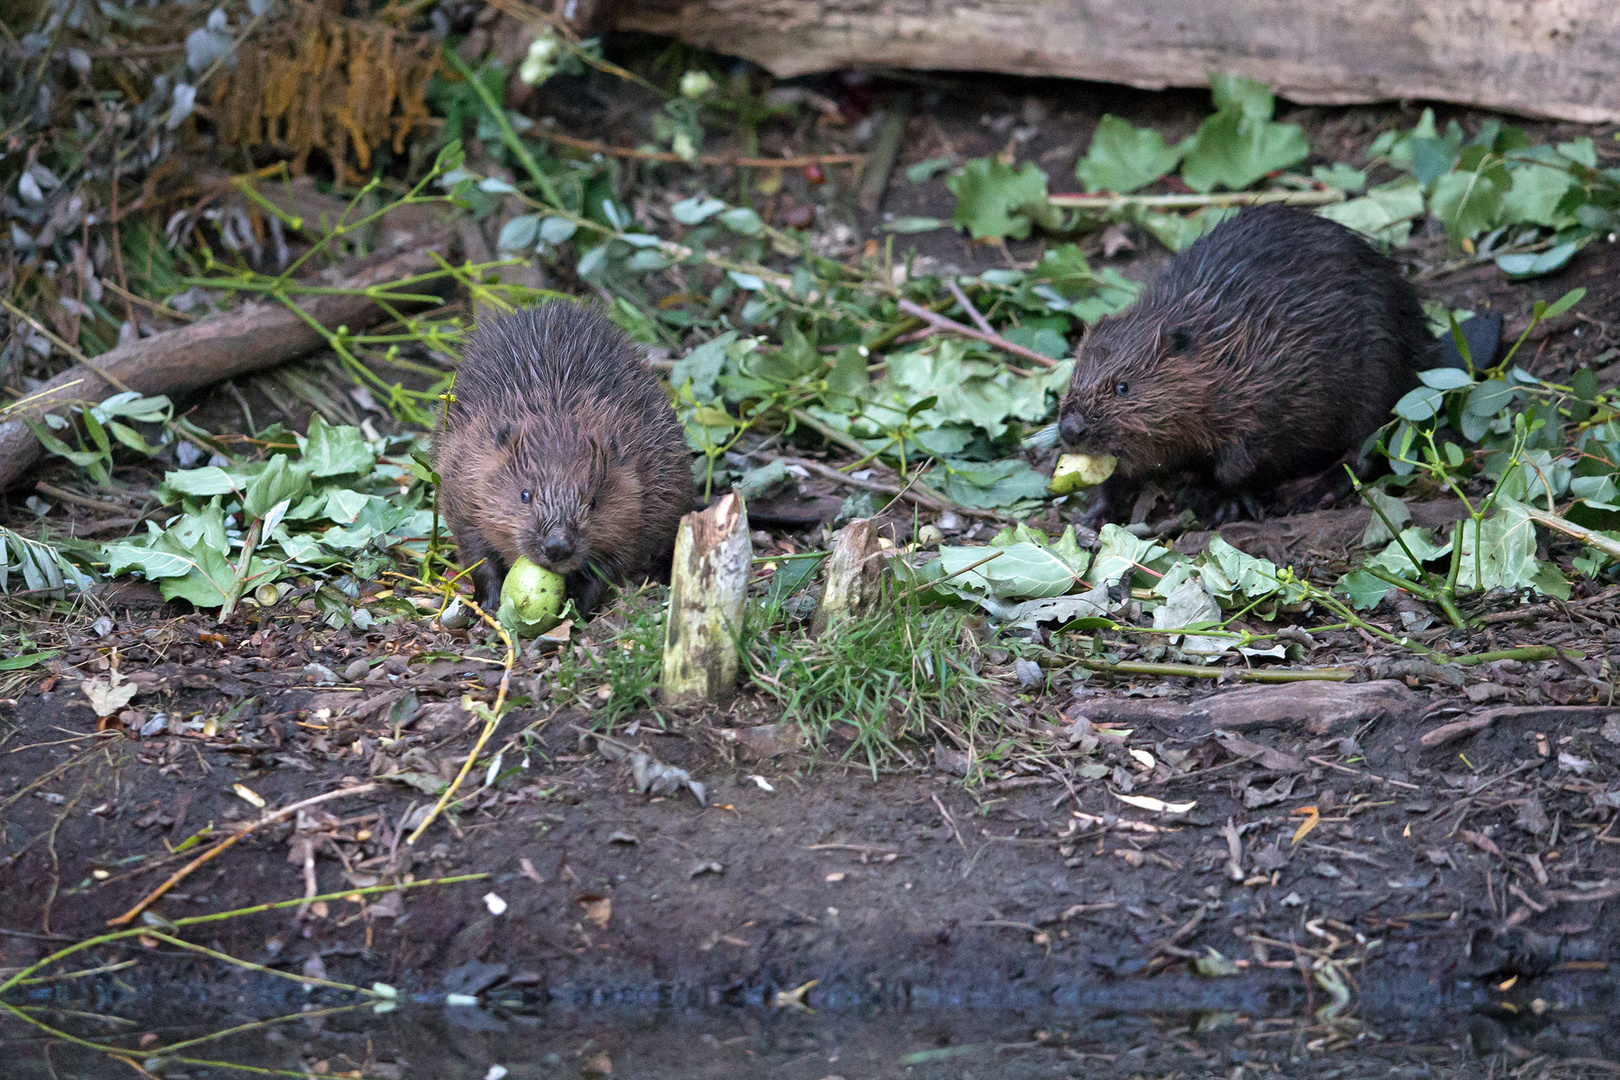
[{"xmin": 6, "ymin": 970, "xmax": 1619, "ymax": 1079}]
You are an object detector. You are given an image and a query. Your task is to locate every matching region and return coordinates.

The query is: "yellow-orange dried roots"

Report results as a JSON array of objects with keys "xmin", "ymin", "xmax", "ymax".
[{"xmin": 211, "ymin": 0, "xmax": 440, "ymax": 177}]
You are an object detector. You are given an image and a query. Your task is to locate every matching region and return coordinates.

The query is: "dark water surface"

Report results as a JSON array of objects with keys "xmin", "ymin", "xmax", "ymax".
[{"xmin": 8, "ymin": 966, "xmax": 1620, "ymax": 1079}]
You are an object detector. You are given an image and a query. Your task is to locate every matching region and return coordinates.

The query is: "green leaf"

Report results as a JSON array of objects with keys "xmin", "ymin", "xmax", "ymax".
[
  {"xmin": 1542, "ymin": 287, "xmax": 1586, "ymax": 320},
  {"xmin": 1366, "ymin": 527, "xmax": 1450, "ymax": 579},
  {"xmin": 1316, "ymin": 179, "xmax": 1424, "ymax": 245},
  {"xmin": 1394, "ymin": 386, "xmax": 1444, "ymax": 422},
  {"xmin": 1179, "ymin": 109, "xmax": 1309, "ymax": 193},
  {"xmin": 242, "ymin": 455, "xmax": 310, "ymax": 521},
  {"xmin": 496, "ymin": 214, "xmax": 540, "ymax": 251},
  {"xmin": 669, "ymin": 331, "xmax": 739, "ymax": 403},
  {"xmin": 1075, "ymin": 116, "xmax": 1188, "ymax": 194},
  {"xmin": 161, "ymin": 465, "xmax": 243, "ymax": 498},
  {"xmin": 1418, "ymin": 367, "xmax": 1474, "ymax": 391},
  {"xmin": 298, "ymin": 415, "xmax": 374, "ymax": 477},
  {"xmin": 882, "ymin": 216, "xmax": 947, "ymax": 233},
  {"xmin": 719, "ymin": 207, "xmax": 763, "ymax": 235},
  {"xmin": 1132, "ymin": 206, "xmax": 1238, "ymax": 253},
  {"xmin": 1086, "ymin": 525, "xmax": 1168, "ymax": 588},
  {"xmin": 905, "ymin": 157, "xmax": 954, "ymax": 183},
  {"xmin": 671, "ymin": 195, "xmax": 726, "ymax": 224},
  {"xmin": 0, "ymin": 650, "xmax": 60, "ymax": 671},
  {"xmin": 1466, "ymin": 380, "xmax": 1516, "ymax": 417},
  {"xmin": 1209, "ymin": 74, "xmax": 1276, "ymax": 119},
  {"xmin": 1360, "ymin": 487, "xmax": 1411, "ymax": 547},
  {"xmin": 947, "ymin": 158, "xmax": 1053, "ymax": 241},
  {"xmin": 1501, "ymin": 150, "xmax": 1578, "ymax": 227},
  {"xmin": 937, "ymin": 541, "xmax": 1079, "ymax": 598},
  {"xmin": 1311, "ymin": 163, "xmax": 1366, "ymax": 192},
  {"xmin": 938, "ymin": 459, "xmax": 1051, "ymax": 508},
  {"xmin": 1454, "ymin": 502, "xmax": 1539, "ymax": 592},
  {"xmin": 1336, "ymin": 570, "xmax": 1391, "ymax": 609},
  {"xmin": 1496, "ymin": 242, "xmax": 1581, "ymax": 279},
  {"xmin": 1429, "ymin": 170, "xmax": 1505, "ymax": 245}
]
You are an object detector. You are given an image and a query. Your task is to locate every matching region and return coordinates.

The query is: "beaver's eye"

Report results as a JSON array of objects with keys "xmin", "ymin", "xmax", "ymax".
[
  {"xmin": 1114, "ymin": 381, "xmax": 1129, "ymax": 396},
  {"xmin": 520, "ymin": 489, "xmax": 531, "ymax": 505}
]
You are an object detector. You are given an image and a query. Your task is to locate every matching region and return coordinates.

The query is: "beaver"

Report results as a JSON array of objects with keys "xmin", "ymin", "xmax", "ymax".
[
  {"xmin": 1056, "ymin": 203, "xmax": 1436, "ymax": 525},
  {"xmin": 435, "ymin": 301, "xmax": 693, "ymax": 616}
]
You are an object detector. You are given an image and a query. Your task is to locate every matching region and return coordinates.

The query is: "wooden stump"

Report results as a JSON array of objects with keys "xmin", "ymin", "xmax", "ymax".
[
  {"xmin": 811, "ymin": 518, "xmax": 887, "ymax": 638},
  {"xmin": 661, "ymin": 493, "xmax": 752, "ymax": 706}
]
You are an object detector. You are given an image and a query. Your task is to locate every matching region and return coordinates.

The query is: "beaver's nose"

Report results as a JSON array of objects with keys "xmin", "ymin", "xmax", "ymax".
[
  {"xmin": 539, "ymin": 535, "xmax": 574, "ymax": 564},
  {"xmin": 1058, "ymin": 409, "xmax": 1086, "ymax": 446}
]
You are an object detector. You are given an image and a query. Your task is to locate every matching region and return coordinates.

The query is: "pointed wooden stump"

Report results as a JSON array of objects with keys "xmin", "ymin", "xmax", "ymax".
[
  {"xmin": 661, "ymin": 493, "xmax": 752, "ymax": 706},
  {"xmin": 812, "ymin": 518, "xmax": 886, "ymax": 638}
]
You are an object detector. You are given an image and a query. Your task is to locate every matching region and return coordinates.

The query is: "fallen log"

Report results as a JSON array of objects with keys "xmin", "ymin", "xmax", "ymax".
[
  {"xmin": 0, "ymin": 237, "xmax": 454, "ymax": 491},
  {"xmin": 606, "ymin": 0, "xmax": 1620, "ymax": 124}
]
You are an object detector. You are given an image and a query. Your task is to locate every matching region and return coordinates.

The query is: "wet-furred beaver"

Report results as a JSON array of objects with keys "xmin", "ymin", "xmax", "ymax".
[
  {"xmin": 435, "ymin": 301, "xmax": 693, "ymax": 615},
  {"xmin": 1057, "ymin": 203, "xmax": 1437, "ymax": 525}
]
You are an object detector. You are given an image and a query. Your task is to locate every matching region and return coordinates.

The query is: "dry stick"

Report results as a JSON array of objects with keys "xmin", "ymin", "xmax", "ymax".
[
  {"xmin": 406, "ymin": 594, "xmax": 515, "ymax": 845},
  {"xmin": 1046, "ymin": 189, "xmax": 1347, "ymax": 211},
  {"xmin": 1526, "ymin": 508, "xmax": 1620, "ymax": 560},
  {"xmin": 106, "ymin": 783, "xmax": 379, "ymax": 927},
  {"xmin": 895, "ymin": 298, "xmax": 1058, "ymax": 369},
  {"xmin": 783, "ymin": 412, "xmax": 1001, "ymax": 520},
  {"xmin": 536, "ymin": 128, "xmax": 865, "ymax": 170},
  {"xmin": 1072, "ymin": 657, "xmax": 1355, "ymax": 683},
  {"xmin": 776, "ymin": 454, "xmax": 951, "ymax": 513},
  {"xmin": 945, "ymin": 278, "xmax": 997, "ymax": 336}
]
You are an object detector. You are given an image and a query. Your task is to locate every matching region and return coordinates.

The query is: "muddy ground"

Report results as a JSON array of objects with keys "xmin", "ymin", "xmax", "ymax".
[{"xmin": 4, "ymin": 66, "xmax": 1620, "ymax": 1077}]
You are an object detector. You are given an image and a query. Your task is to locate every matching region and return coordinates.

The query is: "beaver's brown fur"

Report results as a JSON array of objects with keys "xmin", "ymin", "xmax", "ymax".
[
  {"xmin": 435, "ymin": 302, "xmax": 693, "ymax": 614},
  {"xmin": 1057, "ymin": 203, "xmax": 1435, "ymax": 524}
]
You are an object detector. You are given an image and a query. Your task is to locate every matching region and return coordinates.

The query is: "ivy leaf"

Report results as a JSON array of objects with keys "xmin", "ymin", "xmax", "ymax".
[
  {"xmin": 1208, "ymin": 74, "xmax": 1276, "ymax": 119},
  {"xmin": 1429, "ymin": 170, "xmax": 1505, "ymax": 245},
  {"xmin": 1311, "ymin": 163, "xmax": 1367, "ymax": 192},
  {"xmin": 298, "ymin": 415, "xmax": 374, "ymax": 477},
  {"xmin": 937, "ymin": 540, "xmax": 1078, "ymax": 598},
  {"xmin": 1075, "ymin": 116, "xmax": 1188, "ymax": 194},
  {"xmin": 938, "ymin": 458, "xmax": 1052, "ymax": 508},
  {"xmin": 1316, "ymin": 179, "xmax": 1424, "ymax": 245},
  {"xmin": 1179, "ymin": 110, "xmax": 1309, "ymax": 193},
  {"xmin": 947, "ymin": 158, "xmax": 1054, "ymax": 241},
  {"xmin": 1454, "ymin": 501, "xmax": 1540, "ymax": 592}
]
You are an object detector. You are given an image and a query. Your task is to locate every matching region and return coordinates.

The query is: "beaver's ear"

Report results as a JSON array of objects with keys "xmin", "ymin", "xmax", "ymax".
[
  {"xmin": 1164, "ymin": 325, "xmax": 1195, "ymax": 356},
  {"xmin": 494, "ymin": 423, "xmax": 513, "ymax": 449}
]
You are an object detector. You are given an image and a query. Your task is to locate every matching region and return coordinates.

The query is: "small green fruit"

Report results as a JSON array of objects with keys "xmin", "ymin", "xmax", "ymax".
[
  {"xmin": 500, "ymin": 556, "xmax": 566, "ymax": 635},
  {"xmin": 1049, "ymin": 453, "xmax": 1118, "ymax": 495}
]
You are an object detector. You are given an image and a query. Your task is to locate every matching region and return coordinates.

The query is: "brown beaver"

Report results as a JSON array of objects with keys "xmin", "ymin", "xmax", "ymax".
[
  {"xmin": 1056, "ymin": 203, "xmax": 1436, "ymax": 525},
  {"xmin": 435, "ymin": 301, "xmax": 693, "ymax": 615}
]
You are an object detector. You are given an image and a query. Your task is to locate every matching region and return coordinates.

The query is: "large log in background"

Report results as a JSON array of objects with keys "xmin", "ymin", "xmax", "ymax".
[{"xmin": 607, "ymin": 0, "xmax": 1620, "ymax": 124}]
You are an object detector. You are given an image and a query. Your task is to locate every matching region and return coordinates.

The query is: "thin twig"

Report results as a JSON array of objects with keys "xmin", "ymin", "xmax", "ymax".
[
  {"xmin": 895, "ymin": 298, "xmax": 1057, "ymax": 369},
  {"xmin": 537, "ymin": 129, "xmax": 865, "ymax": 170},
  {"xmin": 106, "ymin": 783, "xmax": 379, "ymax": 927},
  {"xmin": 406, "ymin": 593, "xmax": 515, "ymax": 845},
  {"xmin": 946, "ymin": 278, "xmax": 996, "ymax": 336}
]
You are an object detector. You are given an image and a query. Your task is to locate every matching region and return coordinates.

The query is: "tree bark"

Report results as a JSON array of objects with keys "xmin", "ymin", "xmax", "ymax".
[
  {"xmin": 607, "ymin": 0, "xmax": 1620, "ymax": 124},
  {"xmin": 0, "ymin": 238, "xmax": 454, "ymax": 492}
]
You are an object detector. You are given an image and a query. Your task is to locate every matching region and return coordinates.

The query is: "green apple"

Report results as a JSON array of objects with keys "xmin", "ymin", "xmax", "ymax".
[
  {"xmin": 498, "ymin": 556, "xmax": 566, "ymax": 635},
  {"xmin": 1049, "ymin": 453, "xmax": 1118, "ymax": 495}
]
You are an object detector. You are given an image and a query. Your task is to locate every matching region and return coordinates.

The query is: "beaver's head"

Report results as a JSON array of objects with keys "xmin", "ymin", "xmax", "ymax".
[
  {"xmin": 1056, "ymin": 304, "xmax": 1227, "ymax": 479},
  {"xmin": 490, "ymin": 420, "xmax": 645, "ymax": 577}
]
